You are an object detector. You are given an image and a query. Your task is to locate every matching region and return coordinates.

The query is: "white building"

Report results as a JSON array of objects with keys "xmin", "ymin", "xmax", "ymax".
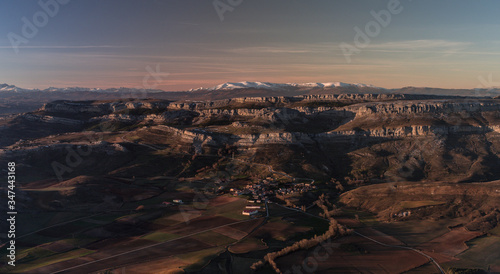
[{"xmin": 242, "ymin": 209, "xmax": 258, "ymax": 215}]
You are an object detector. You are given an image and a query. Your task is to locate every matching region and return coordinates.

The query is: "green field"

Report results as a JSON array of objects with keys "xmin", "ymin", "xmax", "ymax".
[
  {"xmin": 16, "ymin": 246, "xmax": 57, "ymax": 264},
  {"xmin": 15, "ymin": 211, "xmax": 90, "ymax": 236},
  {"xmin": 206, "ymin": 199, "xmax": 248, "ymax": 215},
  {"xmin": 152, "ymin": 215, "xmax": 183, "ymax": 226},
  {"xmin": 56, "ymin": 237, "xmax": 98, "ymax": 248},
  {"xmin": 449, "ymin": 235, "xmax": 500, "ymax": 270},
  {"xmin": 375, "ymin": 218, "xmax": 464, "ymax": 246},
  {"xmin": 218, "ymin": 211, "xmax": 251, "ymax": 220},
  {"xmin": 141, "ymin": 231, "xmax": 180, "ymax": 242},
  {"xmin": 399, "ymin": 200, "xmax": 445, "ymax": 209},
  {"xmin": 268, "ymin": 203, "xmax": 298, "ymax": 216},
  {"xmin": 15, "ymin": 233, "xmax": 59, "ymax": 246},
  {"xmin": 2, "ymin": 247, "xmax": 95, "ymax": 273},
  {"xmin": 341, "ymin": 208, "xmax": 379, "ymax": 227},
  {"xmin": 193, "ymin": 231, "xmax": 237, "ymax": 246},
  {"xmin": 228, "ymin": 237, "xmax": 268, "ymax": 254},
  {"xmin": 178, "ymin": 246, "xmax": 226, "ymax": 272},
  {"xmin": 489, "ymin": 226, "xmax": 500, "ymax": 237},
  {"xmin": 205, "ymin": 198, "xmax": 250, "ymax": 220},
  {"xmin": 0, "ymin": 193, "xmax": 299, "ymax": 273},
  {"xmin": 230, "ymin": 256, "xmax": 264, "ymax": 274}
]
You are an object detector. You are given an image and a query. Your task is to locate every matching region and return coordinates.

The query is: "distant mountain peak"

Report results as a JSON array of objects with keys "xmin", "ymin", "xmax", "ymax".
[
  {"xmin": 0, "ymin": 84, "xmax": 166, "ymax": 93},
  {"xmin": 189, "ymin": 81, "xmax": 383, "ymax": 91}
]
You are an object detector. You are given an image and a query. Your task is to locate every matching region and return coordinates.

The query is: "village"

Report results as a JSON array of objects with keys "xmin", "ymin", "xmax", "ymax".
[
  {"xmin": 159, "ymin": 178, "xmax": 317, "ymax": 216},
  {"xmin": 229, "ymin": 178, "xmax": 317, "ymax": 216}
]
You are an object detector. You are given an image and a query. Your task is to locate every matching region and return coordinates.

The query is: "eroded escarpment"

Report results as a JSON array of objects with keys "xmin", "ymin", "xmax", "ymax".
[{"xmin": 3, "ymin": 94, "xmax": 500, "ymax": 184}]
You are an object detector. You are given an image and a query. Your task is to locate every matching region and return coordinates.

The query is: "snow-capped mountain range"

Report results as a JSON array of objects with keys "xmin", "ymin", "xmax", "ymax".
[
  {"xmin": 1, "ymin": 81, "xmax": 382, "ymax": 93},
  {"xmin": 3, "ymin": 82, "xmax": 498, "ymax": 96},
  {"xmin": 0, "ymin": 83, "xmax": 165, "ymax": 93},
  {"xmin": 0, "ymin": 83, "xmax": 30, "ymax": 92},
  {"xmin": 189, "ymin": 81, "xmax": 382, "ymax": 91}
]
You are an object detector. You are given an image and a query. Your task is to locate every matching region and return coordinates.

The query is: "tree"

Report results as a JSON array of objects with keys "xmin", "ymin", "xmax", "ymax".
[{"xmin": 251, "ymin": 197, "xmax": 352, "ymax": 273}]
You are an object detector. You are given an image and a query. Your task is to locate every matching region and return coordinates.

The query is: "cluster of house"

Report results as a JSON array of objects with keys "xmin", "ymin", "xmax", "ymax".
[
  {"xmin": 229, "ymin": 179, "xmax": 318, "ymax": 216},
  {"xmin": 275, "ymin": 182, "xmax": 316, "ymax": 196},
  {"xmin": 393, "ymin": 211, "xmax": 412, "ymax": 218},
  {"xmin": 230, "ymin": 179, "xmax": 316, "ymax": 201}
]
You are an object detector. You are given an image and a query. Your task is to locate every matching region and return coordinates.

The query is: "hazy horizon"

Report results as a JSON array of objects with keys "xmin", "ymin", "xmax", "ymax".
[{"xmin": 2, "ymin": 80, "xmax": 497, "ymax": 93}]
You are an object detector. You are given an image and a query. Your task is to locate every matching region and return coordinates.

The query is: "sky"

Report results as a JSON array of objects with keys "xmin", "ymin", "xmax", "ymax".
[{"xmin": 1, "ymin": 0, "xmax": 500, "ymax": 91}]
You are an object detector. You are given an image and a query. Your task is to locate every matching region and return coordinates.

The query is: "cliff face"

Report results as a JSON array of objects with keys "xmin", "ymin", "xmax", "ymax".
[
  {"xmin": 160, "ymin": 125, "xmax": 500, "ymax": 147},
  {"xmin": 41, "ymin": 100, "xmax": 170, "ymax": 114},
  {"xmin": 155, "ymin": 125, "xmax": 218, "ymax": 146},
  {"xmin": 42, "ymin": 101, "xmax": 111, "ymax": 114},
  {"xmin": 320, "ymin": 125, "xmax": 500, "ymax": 138},
  {"xmin": 23, "ymin": 114, "xmax": 84, "ymax": 126},
  {"xmin": 167, "ymin": 93, "xmax": 464, "ymax": 110},
  {"xmin": 5, "ymin": 94, "xmax": 500, "ymax": 185},
  {"xmin": 232, "ymin": 132, "xmax": 315, "ymax": 146},
  {"xmin": 346, "ymin": 100, "xmax": 500, "ymax": 116},
  {"xmin": 29, "ymin": 96, "xmax": 500, "ymax": 147},
  {"xmin": 41, "ymin": 96, "xmax": 498, "ymax": 119}
]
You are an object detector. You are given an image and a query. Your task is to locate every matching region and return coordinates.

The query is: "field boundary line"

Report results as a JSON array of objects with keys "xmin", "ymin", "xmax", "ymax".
[{"xmin": 49, "ymin": 217, "xmax": 265, "ymax": 274}]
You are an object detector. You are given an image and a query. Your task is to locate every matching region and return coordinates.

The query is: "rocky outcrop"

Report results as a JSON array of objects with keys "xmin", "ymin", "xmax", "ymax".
[
  {"xmin": 23, "ymin": 114, "xmax": 83, "ymax": 125},
  {"xmin": 145, "ymin": 121, "xmax": 500, "ymax": 148},
  {"xmin": 39, "ymin": 96, "xmax": 500, "ymax": 125},
  {"xmin": 23, "ymin": 96, "xmax": 500, "ymax": 148},
  {"xmin": 316, "ymin": 125, "xmax": 500, "ymax": 139},
  {"xmin": 42, "ymin": 100, "xmax": 170, "ymax": 115},
  {"xmin": 89, "ymin": 110, "xmax": 197, "ymax": 124},
  {"xmin": 5, "ymin": 141, "xmax": 126, "ymax": 156},
  {"xmin": 168, "ymin": 94, "xmax": 465, "ymax": 110},
  {"xmin": 153, "ymin": 125, "xmax": 219, "ymax": 146},
  {"xmin": 346, "ymin": 100, "xmax": 500, "ymax": 116},
  {"xmin": 168, "ymin": 96, "xmax": 295, "ymax": 110},
  {"xmin": 231, "ymin": 124, "xmax": 500, "ymax": 146},
  {"xmin": 197, "ymin": 107, "xmax": 306, "ymax": 122},
  {"xmin": 42, "ymin": 101, "xmax": 111, "ymax": 114},
  {"xmin": 232, "ymin": 132, "xmax": 315, "ymax": 146}
]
